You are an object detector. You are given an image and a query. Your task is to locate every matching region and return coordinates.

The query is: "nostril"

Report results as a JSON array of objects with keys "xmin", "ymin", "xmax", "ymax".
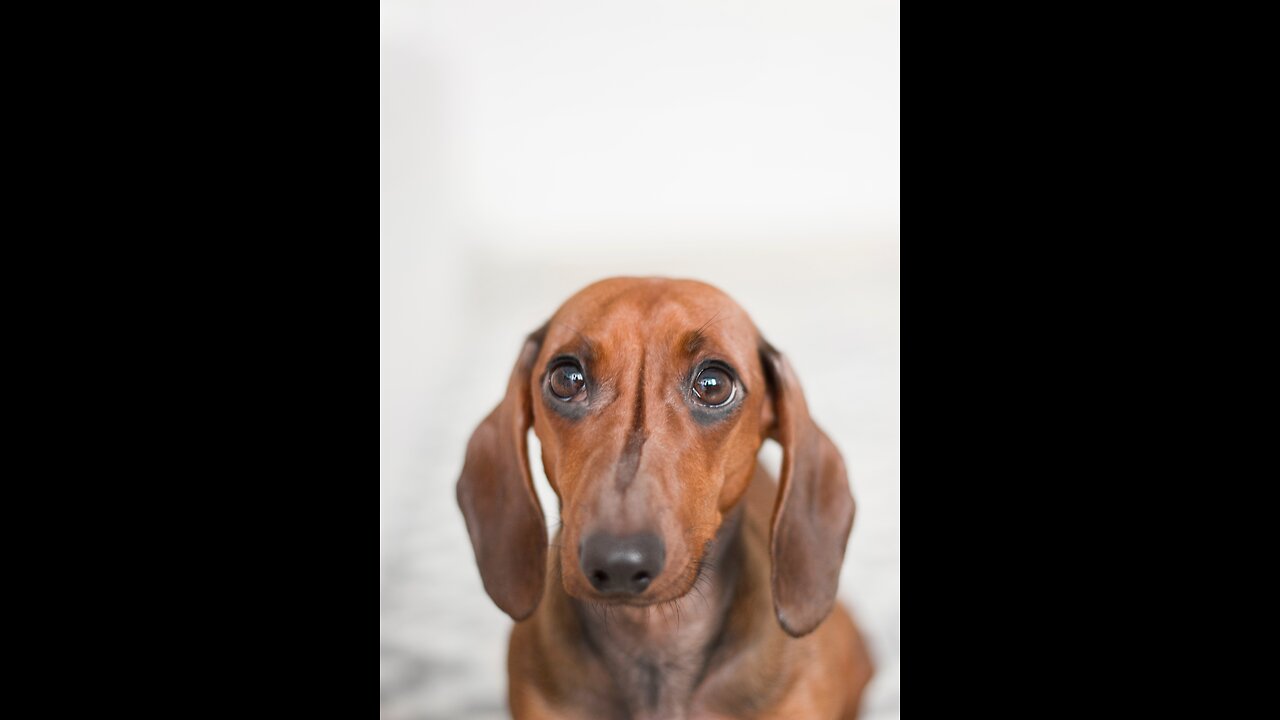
[
  {"xmin": 632, "ymin": 571, "xmax": 649, "ymax": 583},
  {"xmin": 592, "ymin": 570, "xmax": 610, "ymax": 586}
]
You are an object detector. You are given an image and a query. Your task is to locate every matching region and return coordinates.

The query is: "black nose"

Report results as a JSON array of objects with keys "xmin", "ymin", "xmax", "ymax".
[{"xmin": 580, "ymin": 532, "xmax": 665, "ymax": 595}]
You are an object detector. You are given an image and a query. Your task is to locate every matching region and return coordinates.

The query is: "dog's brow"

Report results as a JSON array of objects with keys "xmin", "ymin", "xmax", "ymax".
[
  {"xmin": 549, "ymin": 322, "xmax": 598, "ymax": 361},
  {"xmin": 682, "ymin": 329, "xmax": 708, "ymax": 355},
  {"xmin": 682, "ymin": 310, "xmax": 724, "ymax": 355}
]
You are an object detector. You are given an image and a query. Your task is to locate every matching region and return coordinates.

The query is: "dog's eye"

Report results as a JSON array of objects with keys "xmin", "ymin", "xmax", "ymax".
[
  {"xmin": 692, "ymin": 366, "xmax": 734, "ymax": 407},
  {"xmin": 548, "ymin": 362, "xmax": 586, "ymax": 400}
]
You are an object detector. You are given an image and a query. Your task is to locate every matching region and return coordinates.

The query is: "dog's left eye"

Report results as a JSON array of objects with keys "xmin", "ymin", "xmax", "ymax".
[{"xmin": 692, "ymin": 366, "xmax": 735, "ymax": 407}]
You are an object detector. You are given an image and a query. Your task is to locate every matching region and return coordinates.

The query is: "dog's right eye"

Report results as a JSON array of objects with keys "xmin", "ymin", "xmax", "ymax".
[{"xmin": 548, "ymin": 361, "xmax": 586, "ymax": 400}]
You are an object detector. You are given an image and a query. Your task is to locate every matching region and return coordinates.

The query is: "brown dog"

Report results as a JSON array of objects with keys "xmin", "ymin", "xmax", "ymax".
[{"xmin": 457, "ymin": 277, "xmax": 872, "ymax": 719}]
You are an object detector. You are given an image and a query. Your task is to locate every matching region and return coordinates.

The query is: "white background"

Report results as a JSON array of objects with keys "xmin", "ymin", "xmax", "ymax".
[{"xmin": 381, "ymin": 1, "xmax": 899, "ymax": 717}]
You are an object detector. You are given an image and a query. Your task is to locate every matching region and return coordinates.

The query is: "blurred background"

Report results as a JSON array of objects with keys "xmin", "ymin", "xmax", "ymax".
[{"xmin": 380, "ymin": 1, "xmax": 899, "ymax": 718}]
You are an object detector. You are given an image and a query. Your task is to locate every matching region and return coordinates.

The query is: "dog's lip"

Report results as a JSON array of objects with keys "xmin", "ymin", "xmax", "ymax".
[
  {"xmin": 586, "ymin": 595, "xmax": 663, "ymax": 607},
  {"xmin": 575, "ymin": 589, "xmax": 685, "ymax": 607}
]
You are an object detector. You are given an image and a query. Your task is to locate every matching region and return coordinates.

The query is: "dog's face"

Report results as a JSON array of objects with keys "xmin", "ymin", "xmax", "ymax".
[
  {"xmin": 531, "ymin": 278, "xmax": 769, "ymax": 607},
  {"xmin": 458, "ymin": 277, "xmax": 853, "ymax": 637}
]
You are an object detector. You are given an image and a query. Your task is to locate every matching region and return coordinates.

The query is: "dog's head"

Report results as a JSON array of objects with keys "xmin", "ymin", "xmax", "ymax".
[{"xmin": 456, "ymin": 277, "xmax": 853, "ymax": 636}]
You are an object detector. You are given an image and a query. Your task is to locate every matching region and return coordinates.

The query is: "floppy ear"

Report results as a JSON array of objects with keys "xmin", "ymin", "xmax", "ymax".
[
  {"xmin": 760, "ymin": 341, "xmax": 856, "ymax": 637},
  {"xmin": 456, "ymin": 325, "xmax": 548, "ymax": 621}
]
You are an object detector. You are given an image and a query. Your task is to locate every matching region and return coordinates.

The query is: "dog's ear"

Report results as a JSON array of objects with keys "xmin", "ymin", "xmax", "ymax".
[
  {"xmin": 759, "ymin": 340, "xmax": 856, "ymax": 637},
  {"xmin": 457, "ymin": 325, "xmax": 548, "ymax": 621}
]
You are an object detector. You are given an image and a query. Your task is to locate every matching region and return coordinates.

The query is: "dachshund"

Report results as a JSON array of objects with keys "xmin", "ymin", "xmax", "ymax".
[{"xmin": 457, "ymin": 277, "xmax": 872, "ymax": 719}]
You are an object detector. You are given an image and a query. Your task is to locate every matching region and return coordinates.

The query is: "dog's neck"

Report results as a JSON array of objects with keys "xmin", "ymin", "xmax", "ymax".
[{"xmin": 568, "ymin": 507, "xmax": 748, "ymax": 720}]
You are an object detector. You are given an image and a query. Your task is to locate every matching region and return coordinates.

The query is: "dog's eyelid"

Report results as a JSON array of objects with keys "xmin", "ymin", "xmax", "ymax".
[{"xmin": 544, "ymin": 353, "xmax": 585, "ymax": 376}]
